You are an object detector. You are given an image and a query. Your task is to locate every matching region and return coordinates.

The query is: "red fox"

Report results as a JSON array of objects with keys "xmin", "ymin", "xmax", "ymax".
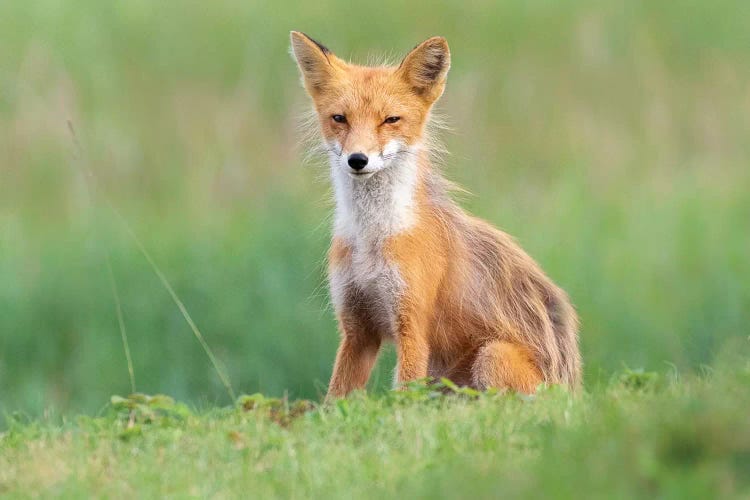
[{"xmin": 290, "ymin": 32, "xmax": 581, "ymax": 398}]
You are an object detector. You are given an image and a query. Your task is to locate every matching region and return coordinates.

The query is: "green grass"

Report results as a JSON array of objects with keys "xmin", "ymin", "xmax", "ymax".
[{"xmin": 2, "ymin": 356, "xmax": 749, "ymax": 498}]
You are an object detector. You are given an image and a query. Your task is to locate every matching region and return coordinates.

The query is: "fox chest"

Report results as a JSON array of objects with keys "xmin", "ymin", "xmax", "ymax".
[{"xmin": 329, "ymin": 247, "xmax": 404, "ymax": 340}]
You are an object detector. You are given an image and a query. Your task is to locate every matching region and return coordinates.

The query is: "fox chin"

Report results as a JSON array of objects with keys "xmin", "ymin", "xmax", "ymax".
[{"xmin": 290, "ymin": 31, "xmax": 581, "ymax": 400}]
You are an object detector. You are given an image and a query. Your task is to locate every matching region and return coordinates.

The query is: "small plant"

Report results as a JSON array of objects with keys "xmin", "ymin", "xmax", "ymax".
[
  {"xmin": 109, "ymin": 393, "xmax": 191, "ymax": 439},
  {"xmin": 236, "ymin": 393, "xmax": 315, "ymax": 426},
  {"xmin": 615, "ymin": 368, "xmax": 660, "ymax": 392}
]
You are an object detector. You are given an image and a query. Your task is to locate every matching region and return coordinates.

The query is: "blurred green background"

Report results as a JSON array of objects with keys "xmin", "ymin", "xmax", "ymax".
[{"xmin": 1, "ymin": 0, "xmax": 748, "ymax": 416}]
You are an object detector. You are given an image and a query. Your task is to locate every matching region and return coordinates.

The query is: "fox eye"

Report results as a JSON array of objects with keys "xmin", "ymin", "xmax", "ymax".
[
  {"xmin": 332, "ymin": 114, "xmax": 347, "ymax": 124},
  {"xmin": 384, "ymin": 116, "xmax": 401, "ymax": 124}
]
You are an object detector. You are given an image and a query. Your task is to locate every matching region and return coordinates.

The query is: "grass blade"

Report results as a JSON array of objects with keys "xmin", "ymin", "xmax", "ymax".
[
  {"xmin": 67, "ymin": 121, "xmax": 235, "ymax": 402},
  {"xmin": 105, "ymin": 254, "xmax": 136, "ymax": 394}
]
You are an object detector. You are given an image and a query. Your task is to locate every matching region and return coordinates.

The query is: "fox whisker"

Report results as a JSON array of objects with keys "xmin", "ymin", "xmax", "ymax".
[
  {"xmin": 382, "ymin": 149, "xmax": 420, "ymax": 162},
  {"xmin": 325, "ymin": 146, "xmax": 343, "ymax": 157}
]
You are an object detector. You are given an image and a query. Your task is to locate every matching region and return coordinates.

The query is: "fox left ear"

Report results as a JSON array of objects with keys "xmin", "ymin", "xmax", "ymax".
[
  {"xmin": 290, "ymin": 31, "xmax": 337, "ymax": 96},
  {"xmin": 397, "ymin": 36, "xmax": 451, "ymax": 103}
]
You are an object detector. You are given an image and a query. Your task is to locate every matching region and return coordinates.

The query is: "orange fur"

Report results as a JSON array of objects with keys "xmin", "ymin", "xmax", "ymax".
[
  {"xmin": 473, "ymin": 342, "xmax": 543, "ymax": 393},
  {"xmin": 291, "ymin": 32, "xmax": 581, "ymax": 399}
]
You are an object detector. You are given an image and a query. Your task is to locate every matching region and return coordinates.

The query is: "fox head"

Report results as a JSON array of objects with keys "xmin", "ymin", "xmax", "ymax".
[{"xmin": 291, "ymin": 32, "xmax": 450, "ymax": 179}]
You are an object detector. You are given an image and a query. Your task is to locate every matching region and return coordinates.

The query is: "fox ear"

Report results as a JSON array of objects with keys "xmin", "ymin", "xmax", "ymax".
[
  {"xmin": 290, "ymin": 31, "xmax": 336, "ymax": 96},
  {"xmin": 398, "ymin": 36, "xmax": 451, "ymax": 102}
]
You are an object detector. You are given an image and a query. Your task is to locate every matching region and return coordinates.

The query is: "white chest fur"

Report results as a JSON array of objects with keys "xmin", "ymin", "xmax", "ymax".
[
  {"xmin": 330, "ymin": 150, "xmax": 419, "ymax": 244},
  {"xmin": 327, "ymin": 147, "xmax": 420, "ymax": 338}
]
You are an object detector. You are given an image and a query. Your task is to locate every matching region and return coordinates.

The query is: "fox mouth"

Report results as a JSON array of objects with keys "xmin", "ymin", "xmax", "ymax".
[{"xmin": 348, "ymin": 170, "xmax": 375, "ymax": 179}]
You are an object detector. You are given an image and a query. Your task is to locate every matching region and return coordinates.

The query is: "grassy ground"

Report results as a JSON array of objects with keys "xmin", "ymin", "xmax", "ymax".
[{"xmin": 2, "ymin": 357, "xmax": 749, "ymax": 498}]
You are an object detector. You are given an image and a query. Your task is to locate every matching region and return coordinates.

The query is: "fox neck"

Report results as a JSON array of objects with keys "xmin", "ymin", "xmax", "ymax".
[{"xmin": 331, "ymin": 148, "xmax": 425, "ymax": 247}]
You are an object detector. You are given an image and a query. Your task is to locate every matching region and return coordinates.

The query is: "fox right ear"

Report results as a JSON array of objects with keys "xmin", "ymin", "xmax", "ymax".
[
  {"xmin": 290, "ymin": 31, "xmax": 335, "ymax": 96},
  {"xmin": 397, "ymin": 36, "xmax": 451, "ymax": 103}
]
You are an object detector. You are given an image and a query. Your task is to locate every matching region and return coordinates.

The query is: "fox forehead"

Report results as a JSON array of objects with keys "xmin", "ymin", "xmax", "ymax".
[{"xmin": 312, "ymin": 65, "xmax": 421, "ymax": 118}]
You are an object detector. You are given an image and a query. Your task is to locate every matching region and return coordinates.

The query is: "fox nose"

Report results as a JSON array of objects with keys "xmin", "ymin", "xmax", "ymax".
[{"xmin": 347, "ymin": 153, "xmax": 369, "ymax": 171}]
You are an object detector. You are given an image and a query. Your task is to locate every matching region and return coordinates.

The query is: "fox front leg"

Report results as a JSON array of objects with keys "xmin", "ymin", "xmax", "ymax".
[{"xmin": 326, "ymin": 333, "xmax": 381, "ymax": 400}]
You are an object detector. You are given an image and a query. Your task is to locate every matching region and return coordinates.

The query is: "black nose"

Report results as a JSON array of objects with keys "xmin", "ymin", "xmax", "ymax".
[{"xmin": 347, "ymin": 153, "xmax": 369, "ymax": 171}]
